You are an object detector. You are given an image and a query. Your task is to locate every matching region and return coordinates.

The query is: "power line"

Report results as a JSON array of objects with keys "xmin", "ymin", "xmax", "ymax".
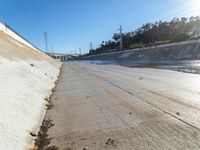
[
  {"xmin": 94, "ymin": 0, "xmax": 199, "ymax": 50},
  {"xmin": 122, "ymin": 0, "xmax": 188, "ymax": 31},
  {"xmin": 123, "ymin": 0, "xmax": 200, "ymax": 32},
  {"xmin": 94, "ymin": 0, "xmax": 188, "ymax": 49},
  {"xmin": 156, "ymin": 6, "xmax": 200, "ymax": 22},
  {"xmin": 89, "ymin": 0, "xmax": 199, "ymax": 51}
]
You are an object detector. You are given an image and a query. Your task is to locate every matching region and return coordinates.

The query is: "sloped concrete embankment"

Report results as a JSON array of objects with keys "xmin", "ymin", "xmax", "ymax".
[
  {"xmin": 0, "ymin": 26, "xmax": 61, "ymax": 149},
  {"xmin": 80, "ymin": 40, "xmax": 200, "ymax": 63}
]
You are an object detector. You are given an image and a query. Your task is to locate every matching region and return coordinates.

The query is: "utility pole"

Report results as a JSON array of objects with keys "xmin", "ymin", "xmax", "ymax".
[
  {"xmin": 44, "ymin": 32, "xmax": 49, "ymax": 53},
  {"xmin": 119, "ymin": 25, "xmax": 123, "ymax": 51},
  {"xmin": 90, "ymin": 42, "xmax": 93, "ymax": 54},
  {"xmin": 90, "ymin": 42, "xmax": 93, "ymax": 51},
  {"xmin": 79, "ymin": 48, "xmax": 81, "ymax": 55},
  {"xmin": 74, "ymin": 50, "xmax": 76, "ymax": 55}
]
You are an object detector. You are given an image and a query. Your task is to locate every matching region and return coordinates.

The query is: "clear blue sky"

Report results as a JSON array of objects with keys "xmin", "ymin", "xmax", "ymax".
[{"xmin": 0, "ymin": 0, "xmax": 199, "ymax": 54}]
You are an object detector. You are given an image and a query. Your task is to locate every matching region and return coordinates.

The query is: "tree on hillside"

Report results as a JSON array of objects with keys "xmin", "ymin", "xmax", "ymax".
[{"xmin": 90, "ymin": 16, "xmax": 200, "ymax": 55}]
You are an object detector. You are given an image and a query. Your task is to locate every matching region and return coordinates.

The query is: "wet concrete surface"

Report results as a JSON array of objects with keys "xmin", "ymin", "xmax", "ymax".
[{"xmin": 42, "ymin": 62, "xmax": 200, "ymax": 150}]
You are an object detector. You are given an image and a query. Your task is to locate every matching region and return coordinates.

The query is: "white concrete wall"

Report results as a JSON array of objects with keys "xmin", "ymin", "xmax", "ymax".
[
  {"xmin": 0, "ymin": 29, "xmax": 61, "ymax": 149},
  {"xmin": 0, "ymin": 22, "xmax": 40, "ymax": 52}
]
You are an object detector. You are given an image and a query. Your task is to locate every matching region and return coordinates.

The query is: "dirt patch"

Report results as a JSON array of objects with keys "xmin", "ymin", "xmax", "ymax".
[
  {"xmin": 33, "ymin": 118, "xmax": 56, "ymax": 150},
  {"xmin": 105, "ymin": 138, "xmax": 118, "ymax": 148},
  {"xmin": 139, "ymin": 77, "xmax": 143, "ymax": 80}
]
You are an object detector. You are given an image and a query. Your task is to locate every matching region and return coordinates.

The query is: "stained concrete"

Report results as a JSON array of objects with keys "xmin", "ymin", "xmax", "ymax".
[{"xmin": 44, "ymin": 62, "xmax": 200, "ymax": 150}]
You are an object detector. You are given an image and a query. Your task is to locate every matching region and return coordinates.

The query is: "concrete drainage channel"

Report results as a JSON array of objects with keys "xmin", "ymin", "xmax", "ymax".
[
  {"xmin": 29, "ymin": 62, "xmax": 200, "ymax": 149},
  {"xmin": 1, "ymin": 21, "xmax": 200, "ymax": 149}
]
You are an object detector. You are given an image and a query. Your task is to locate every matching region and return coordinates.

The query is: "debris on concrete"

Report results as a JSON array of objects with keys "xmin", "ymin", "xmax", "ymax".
[
  {"xmin": 34, "ymin": 118, "xmax": 55, "ymax": 150},
  {"xmin": 139, "ymin": 77, "xmax": 143, "ymax": 80}
]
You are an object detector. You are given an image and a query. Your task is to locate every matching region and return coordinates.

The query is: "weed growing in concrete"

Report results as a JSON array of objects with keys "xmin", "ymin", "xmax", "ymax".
[
  {"xmin": 46, "ymin": 101, "xmax": 54, "ymax": 110},
  {"xmin": 44, "ymin": 97, "xmax": 49, "ymax": 102},
  {"xmin": 44, "ymin": 96, "xmax": 54, "ymax": 110},
  {"xmin": 30, "ymin": 63, "xmax": 34, "ymax": 67}
]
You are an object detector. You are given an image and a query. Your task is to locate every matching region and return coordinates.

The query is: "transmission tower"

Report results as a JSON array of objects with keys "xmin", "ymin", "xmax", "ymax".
[
  {"xmin": 44, "ymin": 32, "xmax": 49, "ymax": 52},
  {"xmin": 119, "ymin": 25, "xmax": 123, "ymax": 51}
]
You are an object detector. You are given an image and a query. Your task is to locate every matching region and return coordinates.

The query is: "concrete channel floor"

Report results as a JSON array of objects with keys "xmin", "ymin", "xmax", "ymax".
[{"xmin": 44, "ymin": 62, "xmax": 200, "ymax": 150}]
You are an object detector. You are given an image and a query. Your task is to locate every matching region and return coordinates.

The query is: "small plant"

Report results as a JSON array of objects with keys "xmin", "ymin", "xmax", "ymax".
[
  {"xmin": 44, "ymin": 97, "xmax": 49, "ymax": 102},
  {"xmin": 30, "ymin": 63, "xmax": 34, "ymax": 67},
  {"xmin": 46, "ymin": 101, "xmax": 54, "ymax": 110},
  {"xmin": 34, "ymin": 118, "xmax": 55, "ymax": 150},
  {"xmin": 44, "ymin": 96, "xmax": 54, "ymax": 110},
  {"xmin": 30, "ymin": 132, "xmax": 37, "ymax": 137}
]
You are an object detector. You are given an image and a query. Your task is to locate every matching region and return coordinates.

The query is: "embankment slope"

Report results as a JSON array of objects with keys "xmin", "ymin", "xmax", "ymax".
[
  {"xmin": 80, "ymin": 40, "xmax": 200, "ymax": 62},
  {"xmin": 0, "ymin": 30, "xmax": 61, "ymax": 150}
]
